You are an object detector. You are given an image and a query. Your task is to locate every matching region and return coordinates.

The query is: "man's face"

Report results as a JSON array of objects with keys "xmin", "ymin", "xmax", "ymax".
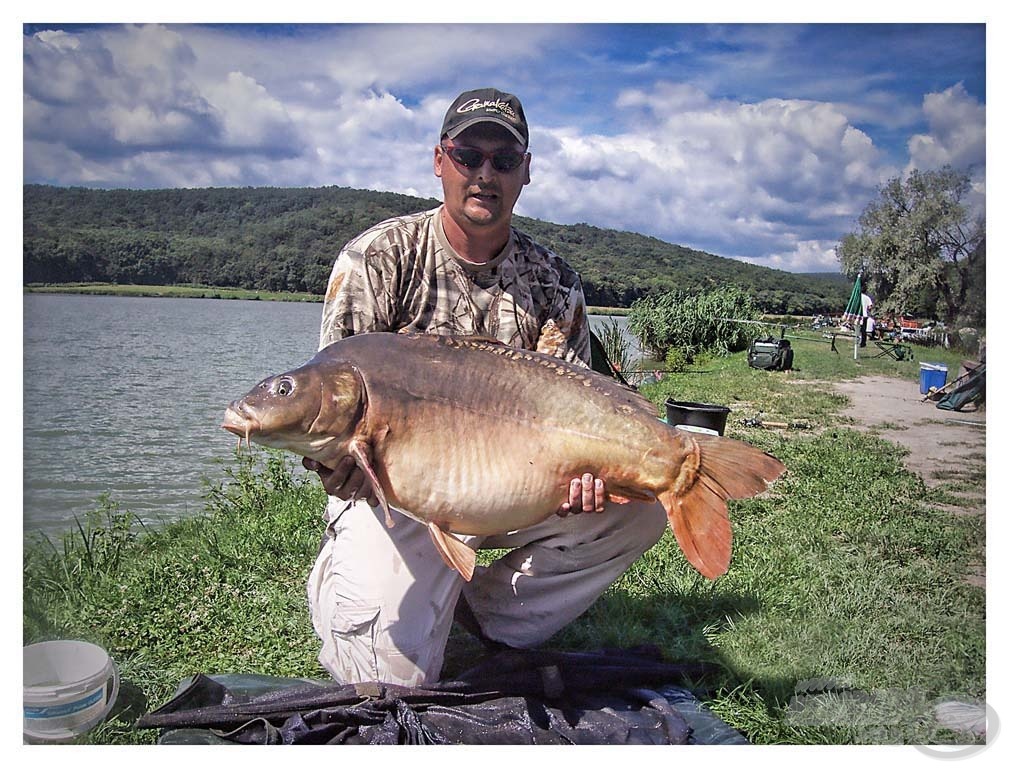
[{"xmin": 434, "ymin": 124, "xmax": 530, "ymax": 232}]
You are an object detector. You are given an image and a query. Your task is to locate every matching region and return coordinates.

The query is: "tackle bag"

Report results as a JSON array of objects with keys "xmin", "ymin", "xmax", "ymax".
[{"xmin": 747, "ymin": 337, "xmax": 793, "ymax": 371}]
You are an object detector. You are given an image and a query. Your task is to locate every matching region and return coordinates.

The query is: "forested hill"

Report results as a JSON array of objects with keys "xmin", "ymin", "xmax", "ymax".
[{"xmin": 24, "ymin": 184, "xmax": 848, "ymax": 313}]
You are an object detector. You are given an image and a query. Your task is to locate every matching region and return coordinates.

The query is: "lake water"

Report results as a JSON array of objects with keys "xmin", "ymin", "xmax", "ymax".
[{"xmin": 23, "ymin": 294, "xmax": 637, "ymax": 539}]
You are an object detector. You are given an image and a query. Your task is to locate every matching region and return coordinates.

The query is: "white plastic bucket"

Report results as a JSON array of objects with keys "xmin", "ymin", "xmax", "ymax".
[{"xmin": 23, "ymin": 640, "xmax": 120, "ymax": 743}]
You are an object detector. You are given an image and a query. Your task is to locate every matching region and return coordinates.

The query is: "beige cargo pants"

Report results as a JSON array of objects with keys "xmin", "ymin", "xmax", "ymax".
[{"xmin": 306, "ymin": 495, "xmax": 668, "ymax": 686}]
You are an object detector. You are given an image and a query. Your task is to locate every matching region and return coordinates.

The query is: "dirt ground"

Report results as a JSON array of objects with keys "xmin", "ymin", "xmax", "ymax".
[
  {"xmin": 832, "ymin": 375, "xmax": 985, "ymax": 587},
  {"xmin": 834, "ymin": 375, "xmax": 986, "ymax": 496}
]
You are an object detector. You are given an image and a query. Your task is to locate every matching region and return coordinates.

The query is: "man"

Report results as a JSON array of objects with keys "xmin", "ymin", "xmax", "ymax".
[
  {"xmin": 860, "ymin": 291, "xmax": 874, "ymax": 347},
  {"xmin": 303, "ymin": 88, "xmax": 667, "ymax": 687}
]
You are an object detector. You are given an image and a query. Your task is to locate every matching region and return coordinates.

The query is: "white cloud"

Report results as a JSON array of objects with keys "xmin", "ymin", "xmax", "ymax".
[
  {"xmin": 21, "ymin": 24, "xmax": 551, "ymax": 190},
  {"xmin": 907, "ymin": 83, "xmax": 985, "ymax": 171},
  {"xmin": 741, "ymin": 240, "xmax": 841, "ymax": 273},
  {"xmin": 522, "ymin": 81, "xmax": 892, "ymax": 271},
  {"xmin": 23, "ymin": 29, "xmax": 109, "ymax": 105},
  {"xmin": 904, "ymin": 83, "xmax": 986, "ymax": 219},
  {"xmin": 23, "ymin": 24, "xmax": 304, "ymax": 179},
  {"xmin": 200, "ymin": 71, "xmax": 300, "ymax": 152}
]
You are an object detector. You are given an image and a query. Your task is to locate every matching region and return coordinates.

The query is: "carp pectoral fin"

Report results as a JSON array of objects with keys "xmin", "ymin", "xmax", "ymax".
[
  {"xmin": 659, "ymin": 481, "xmax": 732, "ymax": 580},
  {"xmin": 427, "ymin": 523, "xmax": 476, "ymax": 582},
  {"xmin": 347, "ymin": 439, "xmax": 394, "ymax": 528}
]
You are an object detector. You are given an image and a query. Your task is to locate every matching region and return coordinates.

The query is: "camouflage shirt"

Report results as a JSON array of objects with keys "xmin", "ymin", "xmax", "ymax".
[{"xmin": 319, "ymin": 206, "xmax": 590, "ymax": 366}]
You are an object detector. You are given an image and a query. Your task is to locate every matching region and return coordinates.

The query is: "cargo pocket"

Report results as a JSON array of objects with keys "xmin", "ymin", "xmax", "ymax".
[{"xmin": 327, "ymin": 603, "xmax": 382, "ymax": 683}]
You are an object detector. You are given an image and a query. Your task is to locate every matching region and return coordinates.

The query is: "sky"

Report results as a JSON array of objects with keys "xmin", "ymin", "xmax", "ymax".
[{"xmin": 19, "ymin": 13, "xmax": 989, "ymax": 274}]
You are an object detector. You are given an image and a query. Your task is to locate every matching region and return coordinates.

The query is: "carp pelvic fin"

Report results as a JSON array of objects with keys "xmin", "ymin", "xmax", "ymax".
[
  {"xmin": 607, "ymin": 488, "xmax": 655, "ymax": 505},
  {"xmin": 347, "ymin": 438, "xmax": 394, "ymax": 528},
  {"xmin": 427, "ymin": 523, "xmax": 476, "ymax": 582}
]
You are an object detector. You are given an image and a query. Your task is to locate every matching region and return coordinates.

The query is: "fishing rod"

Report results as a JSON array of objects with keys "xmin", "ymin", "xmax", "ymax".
[
  {"xmin": 714, "ymin": 316, "xmax": 846, "ymax": 339},
  {"xmin": 713, "ymin": 317, "xmax": 795, "ymax": 339},
  {"xmin": 713, "ymin": 316, "xmax": 846, "ymax": 354},
  {"xmin": 713, "ymin": 317, "xmax": 791, "ymax": 326}
]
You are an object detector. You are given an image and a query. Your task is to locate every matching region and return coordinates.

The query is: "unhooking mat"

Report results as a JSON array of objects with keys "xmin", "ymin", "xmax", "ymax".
[{"xmin": 137, "ymin": 647, "xmax": 748, "ymax": 745}]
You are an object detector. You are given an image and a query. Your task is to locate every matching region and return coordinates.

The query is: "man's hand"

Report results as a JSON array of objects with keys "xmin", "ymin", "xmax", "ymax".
[
  {"xmin": 302, "ymin": 456, "xmax": 379, "ymax": 507},
  {"xmin": 557, "ymin": 473, "xmax": 606, "ymax": 516}
]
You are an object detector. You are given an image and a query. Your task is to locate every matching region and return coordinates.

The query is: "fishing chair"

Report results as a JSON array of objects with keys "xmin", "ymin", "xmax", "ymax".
[{"xmin": 870, "ymin": 340, "xmax": 913, "ymax": 361}]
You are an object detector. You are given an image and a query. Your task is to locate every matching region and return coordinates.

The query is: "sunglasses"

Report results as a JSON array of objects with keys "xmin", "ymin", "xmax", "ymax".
[{"xmin": 440, "ymin": 143, "xmax": 527, "ymax": 173}]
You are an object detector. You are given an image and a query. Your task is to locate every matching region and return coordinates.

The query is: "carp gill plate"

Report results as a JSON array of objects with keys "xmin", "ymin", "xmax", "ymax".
[{"xmin": 222, "ymin": 332, "xmax": 785, "ymax": 580}]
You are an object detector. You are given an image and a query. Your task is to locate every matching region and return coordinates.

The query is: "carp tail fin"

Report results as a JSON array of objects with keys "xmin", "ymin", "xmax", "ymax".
[
  {"xmin": 658, "ymin": 434, "xmax": 785, "ymax": 580},
  {"xmin": 427, "ymin": 523, "xmax": 476, "ymax": 581},
  {"xmin": 691, "ymin": 434, "xmax": 786, "ymax": 499},
  {"xmin": 658, "ymin": 482, "xmax": 733, "ymax": 580}
]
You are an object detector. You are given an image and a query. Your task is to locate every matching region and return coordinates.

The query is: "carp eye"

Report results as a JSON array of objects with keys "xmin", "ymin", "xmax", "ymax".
[{"xmin": 275, "ymin": 378, "xmax": 295, "ymax": 397}]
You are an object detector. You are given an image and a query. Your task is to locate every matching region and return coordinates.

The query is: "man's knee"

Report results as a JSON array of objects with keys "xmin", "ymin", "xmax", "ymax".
[
  {"xmin": 307, "ymin": 524, "xmax": 460, "ymax": 687},
  {"xmin": 314, "ymin": 598, "xmax": 446, "ymax": 687}
]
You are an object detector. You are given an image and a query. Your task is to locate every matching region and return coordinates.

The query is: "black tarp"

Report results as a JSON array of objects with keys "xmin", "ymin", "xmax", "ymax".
[{"xmin": 137, "ymin": 647, "xmax": 748, "ymax": 745}]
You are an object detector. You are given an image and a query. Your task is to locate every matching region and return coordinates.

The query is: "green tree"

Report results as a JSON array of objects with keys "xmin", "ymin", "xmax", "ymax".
[{"xmin": 836, "ymin": 167, "xmax": 985, "ymax": 325}]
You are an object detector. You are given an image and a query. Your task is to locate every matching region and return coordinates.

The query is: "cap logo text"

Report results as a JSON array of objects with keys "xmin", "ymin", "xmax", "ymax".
[{"xmin": 457, "ymin": 98, "xmax": 518, "ymax": 121}]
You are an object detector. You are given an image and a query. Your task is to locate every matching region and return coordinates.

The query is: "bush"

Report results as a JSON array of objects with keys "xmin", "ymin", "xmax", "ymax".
[
  {"xmin": 663, "ymin": 347, "xmax": 690, "ymax": 372},
  {"xmin": 629, "ymin": 285, "xmax": 761, "ymax": 361}
]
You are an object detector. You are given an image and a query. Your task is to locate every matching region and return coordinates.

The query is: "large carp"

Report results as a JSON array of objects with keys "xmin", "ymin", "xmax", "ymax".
[{"xmin": 222, "ymin": 332, "xmax": 784, "ymax": 581}]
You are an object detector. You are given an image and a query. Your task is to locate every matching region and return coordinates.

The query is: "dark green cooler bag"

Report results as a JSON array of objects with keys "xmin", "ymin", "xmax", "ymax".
[{"xmin": 747, "ymin": 338, "xmax": 793, "ymax": 371}]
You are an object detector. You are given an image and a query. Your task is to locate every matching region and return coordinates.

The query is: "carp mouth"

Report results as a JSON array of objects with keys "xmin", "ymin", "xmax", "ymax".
[{"xmin": 222, "ymin": 403, "xmax": 261, "ymax": 450}]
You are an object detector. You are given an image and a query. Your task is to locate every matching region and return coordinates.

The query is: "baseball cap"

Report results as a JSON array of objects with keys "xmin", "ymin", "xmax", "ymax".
[{"xmin": 441, "ymin": 88, "xmax": 529, "ymax": 147}]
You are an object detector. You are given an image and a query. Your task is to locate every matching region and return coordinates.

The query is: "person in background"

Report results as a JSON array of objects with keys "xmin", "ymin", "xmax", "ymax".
[
  {"xmin": 859, "ymin": 291, "xmax": 874, "ymax": 347},
  {"xmin": 301, "ymin": 88, "xmax": 668, "ymax": 687}
]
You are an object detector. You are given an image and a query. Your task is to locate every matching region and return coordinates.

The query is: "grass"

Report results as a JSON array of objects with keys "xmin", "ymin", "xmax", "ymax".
[
  {"xmin": 22, "ymin": 339, "xmax": 985, "ymax": 745},
  {"xmin": 23, "ymin": 454, "xmax": 326, "ymax": 744}
]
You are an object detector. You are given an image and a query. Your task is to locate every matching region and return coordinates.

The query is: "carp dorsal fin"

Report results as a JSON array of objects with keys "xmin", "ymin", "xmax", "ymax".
[
  {"xmin": 399, "ymin": 330, "xmax": 506, "ymax": 346},
  {"xmin": 347, "ymin": 438, "xmax": 394, "ymax": 529},
  {"xmin": 427, "ymin": 523, "xmax": 476, "ymax": 581}
]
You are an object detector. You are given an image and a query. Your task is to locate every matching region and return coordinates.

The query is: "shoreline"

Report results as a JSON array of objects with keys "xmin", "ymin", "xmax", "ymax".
[
  {"xmin": 24, "ymin": 282, "xmax": 321, "ymax": 303},
  {"xmin": 23, "ymin": 283, "xmax": 631, "ymax": 315}
]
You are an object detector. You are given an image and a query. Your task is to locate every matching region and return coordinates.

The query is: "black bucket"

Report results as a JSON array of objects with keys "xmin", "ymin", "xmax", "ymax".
[{"xmin": 664, "ymin": 400, "xmax": 731, "ymax": 436}]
